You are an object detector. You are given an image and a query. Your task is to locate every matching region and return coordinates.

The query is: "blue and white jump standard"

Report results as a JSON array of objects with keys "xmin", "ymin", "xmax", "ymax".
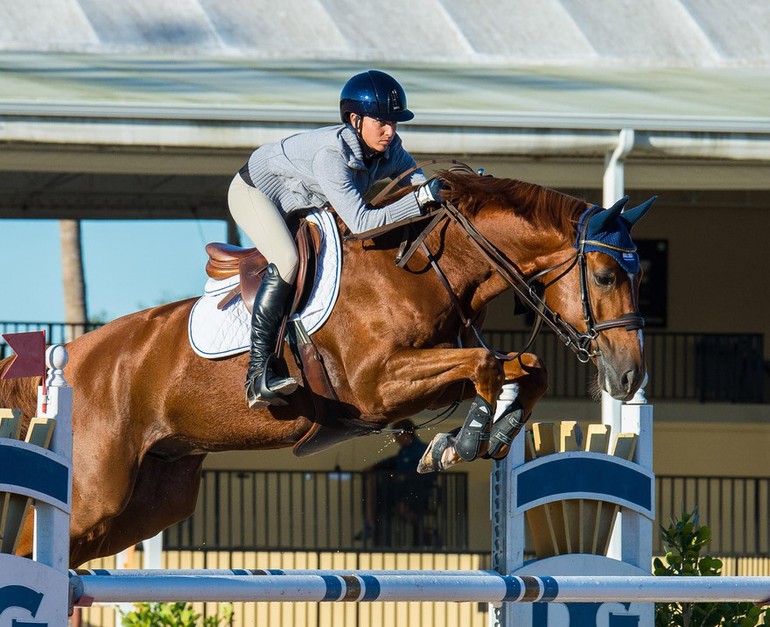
[
  {"xmin": 0, "ymin": 346, "xmax": 72, "ymax": 626},
  {"xmin": 490, "ymin": 382, "xmax": 656, "ymax": 627},
  {"xmin": 1, "ymin": 350, "xmax": 769, "ymax": 626}
]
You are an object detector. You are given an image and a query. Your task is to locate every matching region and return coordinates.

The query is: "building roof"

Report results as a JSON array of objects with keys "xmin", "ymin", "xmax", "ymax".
[
  {"xmin": 1, "ymin": 2, "xmax": 769, "ymax": 218},
  {"xmin": 2, "ymin": 0, "xmax": 770, "ymax": 67}
]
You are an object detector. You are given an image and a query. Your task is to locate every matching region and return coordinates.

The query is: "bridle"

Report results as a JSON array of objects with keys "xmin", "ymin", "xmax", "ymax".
[{"xmin": 393, "ymin": 202, "xmax": 645, "ymax": 364}]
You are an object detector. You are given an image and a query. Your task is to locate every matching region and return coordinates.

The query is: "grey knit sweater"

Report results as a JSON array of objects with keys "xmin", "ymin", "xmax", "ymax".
[{"xmin": 245, "ymin": 124, "xmax": 426, "ymax": 234}]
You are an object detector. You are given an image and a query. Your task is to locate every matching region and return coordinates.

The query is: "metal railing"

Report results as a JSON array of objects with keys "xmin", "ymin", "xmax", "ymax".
[
  {"xmin": 164, "ymin": 470, "xmax": 469, "ymax": 553},
  {"xmin": 655, "ymin": 475, "xmax": 769, "ymax": 557},
  {"xmin": 483, "ymin": 329, "xmax": 765, "ymax": 403},
  {"xmin": 0, "ymin": 321, "xmax": 765, "ymax": 402},
  {"xmin": 163, "ymin": 470, "xmax": 768, "ymax": 559},
  {"xmin": 0, "ymin": 321, "xmax": 100, "ymax": 349}
]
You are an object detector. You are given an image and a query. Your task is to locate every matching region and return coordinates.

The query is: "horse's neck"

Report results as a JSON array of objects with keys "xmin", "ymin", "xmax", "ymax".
[{"xmin": 435, "ymin": 211, "xmax": 571, "ymax": 311}]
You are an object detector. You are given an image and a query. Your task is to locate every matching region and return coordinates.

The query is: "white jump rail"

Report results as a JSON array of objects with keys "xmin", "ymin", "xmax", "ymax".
[{"xmin": 69, "ymin": 571, "xmax": 770, "ymax": 605}]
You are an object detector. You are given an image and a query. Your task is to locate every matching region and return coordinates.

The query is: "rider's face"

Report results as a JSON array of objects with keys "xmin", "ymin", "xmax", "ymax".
[{"xmin": 352, "ymin": 115, "xmax": 397, "ymax": 153}]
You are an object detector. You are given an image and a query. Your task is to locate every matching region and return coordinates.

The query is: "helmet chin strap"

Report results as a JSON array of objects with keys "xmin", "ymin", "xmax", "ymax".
[{"xmin": 350, "ymin": 114, "xmax": 383, "ymax": 163}]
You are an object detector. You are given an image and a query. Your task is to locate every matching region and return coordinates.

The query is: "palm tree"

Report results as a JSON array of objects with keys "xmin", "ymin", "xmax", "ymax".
[{"xmin": 59, "ymin": 219, "xmax": 88, "ymax": 342}]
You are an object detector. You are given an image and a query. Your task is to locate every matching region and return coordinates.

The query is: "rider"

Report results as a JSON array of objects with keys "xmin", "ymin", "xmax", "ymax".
[{"xmin": 229, "ymin": 69, "xmax": 444, "ymax": 408}]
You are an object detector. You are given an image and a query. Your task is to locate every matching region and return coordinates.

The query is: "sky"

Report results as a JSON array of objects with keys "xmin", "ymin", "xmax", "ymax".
[{"xmin": 0, "ymin": 218, "xmax": 231, "ymax": 324}]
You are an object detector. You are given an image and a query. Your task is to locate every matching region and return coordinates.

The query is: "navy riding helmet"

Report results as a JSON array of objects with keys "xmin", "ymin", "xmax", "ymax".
[{"xmin": 339, "ymin": 70, "xmax": 414, "ymax": 123}]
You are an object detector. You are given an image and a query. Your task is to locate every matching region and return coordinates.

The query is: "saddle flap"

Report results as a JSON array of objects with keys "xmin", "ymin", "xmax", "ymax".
[{"xmin": 238, "ymin": 252, "xmax": 268, "ymax": 313}]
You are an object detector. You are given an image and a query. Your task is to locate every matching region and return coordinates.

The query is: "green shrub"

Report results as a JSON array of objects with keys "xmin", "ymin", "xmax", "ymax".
[
  {"xmin": 654, "ymin": 508, "xmax": 768, "ymax": 627},
  {"xmin": 120, "ymin": 601, "xmax": 233, "ymax": 627}
]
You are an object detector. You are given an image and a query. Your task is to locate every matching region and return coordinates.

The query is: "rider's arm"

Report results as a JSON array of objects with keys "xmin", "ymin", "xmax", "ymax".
[{"xmin": 312, "ymin": 147, "xmax": 424, "ymax": 235}]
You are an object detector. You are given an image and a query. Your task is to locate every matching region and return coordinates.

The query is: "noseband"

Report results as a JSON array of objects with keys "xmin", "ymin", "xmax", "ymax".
[{"xmin": 395, "ymin": 203, "xmax": 645, "ymax": 363}]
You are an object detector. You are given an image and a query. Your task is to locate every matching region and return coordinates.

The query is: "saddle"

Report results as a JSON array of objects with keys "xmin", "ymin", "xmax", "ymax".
[
  {"xmin": 204, "ymin": 217, "xmax": 379, "ymax": 456},
  {"xmin": 205, "ymin": 219, "xmax": 316, "ymax": 317}
]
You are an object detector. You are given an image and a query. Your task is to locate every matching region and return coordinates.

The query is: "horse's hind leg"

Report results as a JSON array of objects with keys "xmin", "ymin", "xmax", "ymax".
[{"xmin": 70, "ymin": 454, "xmax": 205, "ymax": 567}]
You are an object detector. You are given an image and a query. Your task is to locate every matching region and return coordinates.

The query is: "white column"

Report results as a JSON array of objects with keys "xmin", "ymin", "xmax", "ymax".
[
  {"xmin": 620, "ymin": 378, "xmax": 654, "ymax": 570},
  {"xmin": 602, "ymin": 128, "xmax": 635, "ymax": 560},
  {"xmin": 489, "ymin": 383, "xmax": 522, "ymax": 627},
  {"xmin": 33, "ymin": 345, "xmax": 72, "ymax": 574}
]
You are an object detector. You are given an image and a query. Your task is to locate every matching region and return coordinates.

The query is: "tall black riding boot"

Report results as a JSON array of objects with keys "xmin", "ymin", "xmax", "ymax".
[{"xmin": 245, "ymin": 263, "xmax": 298, "ymax": 408}]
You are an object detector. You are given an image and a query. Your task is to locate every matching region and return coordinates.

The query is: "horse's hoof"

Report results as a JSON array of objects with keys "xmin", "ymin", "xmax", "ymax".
[{"xmin": 417, "ymin": 433, "xmax": 451, "ymax": 474}]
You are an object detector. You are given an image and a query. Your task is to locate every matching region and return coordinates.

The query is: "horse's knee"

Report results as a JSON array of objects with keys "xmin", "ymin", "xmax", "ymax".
[
  {"xmin": 505, "ymin": 353, "xmax": 548, "ymax": 396},
  {"xmin": 475, "ymin": 350, "xmax": 505, "ymax": 392}
]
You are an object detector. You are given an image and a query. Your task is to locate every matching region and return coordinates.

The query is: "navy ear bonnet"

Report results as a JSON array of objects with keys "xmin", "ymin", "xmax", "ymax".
[{"xmin": 575, "ymin": 195, "xmax": 656, "ymax": 274}]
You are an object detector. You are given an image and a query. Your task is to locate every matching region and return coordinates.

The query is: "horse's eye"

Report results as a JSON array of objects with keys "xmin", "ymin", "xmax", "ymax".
[{"xmin": 594, "ymin": 272, "xmax": 615, "ymax": 287}]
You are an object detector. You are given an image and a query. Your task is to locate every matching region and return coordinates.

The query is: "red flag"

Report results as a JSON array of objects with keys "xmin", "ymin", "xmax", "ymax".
[{"xmin": 1, "ymin": 331, "xmax": 46, "ymax": 380}]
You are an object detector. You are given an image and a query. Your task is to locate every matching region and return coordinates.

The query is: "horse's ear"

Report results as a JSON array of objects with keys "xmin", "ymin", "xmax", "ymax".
[
  {"xmin": 587, "ymin": 196, "xmax": 628, "ymax": 235},
  {"xmin": 620, "ymin": 195, "xmax": 657, "ymax": 229}
]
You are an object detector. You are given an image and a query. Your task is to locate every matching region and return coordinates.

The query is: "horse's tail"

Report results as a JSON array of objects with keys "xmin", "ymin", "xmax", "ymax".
[{"xmin": 0, "ymin": 355, "xmax": 39, "ymax": 422}]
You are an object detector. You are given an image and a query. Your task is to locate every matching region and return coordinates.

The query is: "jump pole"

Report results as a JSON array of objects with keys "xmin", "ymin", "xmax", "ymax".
[{"xmin": 68, "ymin": 571, "xmax": 770, "ymax": 605}]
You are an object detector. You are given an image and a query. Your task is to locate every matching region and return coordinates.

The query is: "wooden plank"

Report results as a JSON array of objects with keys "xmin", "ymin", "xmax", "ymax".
[
  {"xmin": 559, "ymin": 422, "xmax": 583, "ymax": 553},
  {"xmin": 0, "ymin": 408, "xmax": 25, "ymax": 549},
  {"xmin": 524, "ymin": 428, "xmax": 535, "ymax": 463},
  {"xmin": 597, "ymin": 433, "xmax": 638, "ymax": 555},
  {"xmin": 527, "ymin": 423, "xmax": 564, "ymax": 557},
  {"xmin": 524, "ymin": 424, "xmax": 555, "ymax": 557},
  {"xmin": 583, "ymin": 424, "xmax": 611, "ymax": 553},
  {"xmin": 0, "ymin": 407, "xmax": 23, "ymax": 439},
  {"xmin": 0, "ymin": 417, "xmax": 55, "ymax": 554},
  {"xmin": 532, "ymin": 422, "xmax": 556, "ymax": 457}
]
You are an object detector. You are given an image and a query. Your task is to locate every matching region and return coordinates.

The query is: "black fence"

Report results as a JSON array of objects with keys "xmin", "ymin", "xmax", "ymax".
[
  {"xmin": 483, "ymin": 329, "xmax": 765, "ymax": 403},
  {"xmin": 0, "ymin": 322, "xmax": 765, "ymax": 402},
  {"xmin": 0, "ymin": 321, "xmax": 100, "ymax": 349},
  {"xmin": 164, "ymin": 470, "xmax": 469, "ymax": 553},
  {"xmin": 656, "ymin": 475, "xmax": 769, "ymax": 557},
  {"xmin": 163, "ymin": 470, "xmax": 769, "ymax": 559}
]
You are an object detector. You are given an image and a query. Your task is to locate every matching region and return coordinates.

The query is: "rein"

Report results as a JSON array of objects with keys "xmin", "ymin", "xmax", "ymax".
[{"xmin": 399, "ymin": 202, "xmax": 644, "ymax": 363}]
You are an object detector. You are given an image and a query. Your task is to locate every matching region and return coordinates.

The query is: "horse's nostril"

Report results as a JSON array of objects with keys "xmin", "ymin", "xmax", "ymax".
[{"xmin": 621, "ymin": 369, "xmax": 640, "ymax": 393}]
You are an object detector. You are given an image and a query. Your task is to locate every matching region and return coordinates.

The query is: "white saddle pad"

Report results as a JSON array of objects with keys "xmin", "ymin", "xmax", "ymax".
[{"xmin": 188, "ymin": 210, "xmax": 342, "ymax": 359}]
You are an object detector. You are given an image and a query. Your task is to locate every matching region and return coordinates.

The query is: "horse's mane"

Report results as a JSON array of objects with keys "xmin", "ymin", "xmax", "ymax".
[{"xmin": 439, "ymin": 170, "xmax": 587, "ymax": 237}]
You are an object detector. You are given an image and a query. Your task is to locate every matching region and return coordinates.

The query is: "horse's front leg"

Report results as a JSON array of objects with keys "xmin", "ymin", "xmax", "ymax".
[
  {"xmin": 486, "ymin": 352, "xmax": 549, "ymax": 458},
  {"xmin": 374, "ymin": 346, "xmax": 505, "ymax": 414},
  {"xmin": 418, "ymin": 352, "xmax": 548, "ymax": 473}
]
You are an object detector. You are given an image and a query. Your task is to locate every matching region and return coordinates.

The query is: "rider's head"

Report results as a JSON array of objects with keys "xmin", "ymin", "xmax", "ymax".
[
  {"xmin": 340, "ymin": 70, "xmax": 413, "ymax": 155},
  {"xmin": 340, "ymin": 70, "xmax": 414, "ymax": 124}
]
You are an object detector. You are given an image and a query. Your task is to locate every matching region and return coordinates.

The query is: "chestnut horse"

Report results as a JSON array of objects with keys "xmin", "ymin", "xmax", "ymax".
[{"xmin": 0, "ymin": 170, "xmax": 651, "ymax": 567}]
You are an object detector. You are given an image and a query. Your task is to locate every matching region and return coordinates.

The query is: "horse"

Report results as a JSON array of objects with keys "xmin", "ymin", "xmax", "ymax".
[{"xmin": 0, "ymin": 169, "xmax": 651, "ymax": 567}]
